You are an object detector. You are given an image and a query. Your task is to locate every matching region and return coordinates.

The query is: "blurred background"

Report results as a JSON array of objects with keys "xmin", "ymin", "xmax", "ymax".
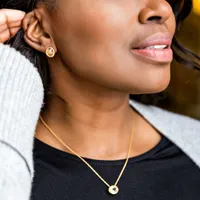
[{"xmin": 162, "ymin": 0, "xmax": 200, "ymax": 119}]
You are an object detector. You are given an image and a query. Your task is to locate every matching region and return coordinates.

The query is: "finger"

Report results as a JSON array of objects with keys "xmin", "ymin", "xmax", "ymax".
[
  {"xmin": 0, "ymin": 23, "xmax": 8, "ymax": 33},
  {"xmin": 0, "ymin": 21, "xmax": 22, "ymax": 33},
  {"xmin": 10, "ymin": 26, "xmax": 21, "ymax": 37},
  {"xmin": 0, "ymin": 29, "xmax": 11, "ymax": 43},
  {"xmin": 8, "ymin": 20, "xmax": 22, "ymax": 28},
  {"xmin": 0, "ymin": 26, "xmax": 21, "ymax": 43},
  {"xmin": 0, "ymin": 9, "xmax": 25, "ymax": 25}
]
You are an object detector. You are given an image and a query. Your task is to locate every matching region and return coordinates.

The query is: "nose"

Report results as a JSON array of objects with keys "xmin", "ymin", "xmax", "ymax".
[{"xmin": 139, "ymin": 0, "xmax": 173, "ymax": 24}]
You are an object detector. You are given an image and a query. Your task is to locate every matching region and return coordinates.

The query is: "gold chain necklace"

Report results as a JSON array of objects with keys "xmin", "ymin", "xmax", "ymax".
[{"xmin": 39, "ymin": 113, "xmax": 134, "ymax": 195}]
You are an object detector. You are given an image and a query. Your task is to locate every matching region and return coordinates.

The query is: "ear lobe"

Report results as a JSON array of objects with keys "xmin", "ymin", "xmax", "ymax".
[{"xmin": 22, "ymin": 11, "xmax": 57, "ymax": 54}]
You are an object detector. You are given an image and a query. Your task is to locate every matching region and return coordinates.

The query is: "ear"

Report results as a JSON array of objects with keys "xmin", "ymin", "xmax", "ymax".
[{"xmin": 22, "ymin": 11, "xmax": 57, "ymax": 54}]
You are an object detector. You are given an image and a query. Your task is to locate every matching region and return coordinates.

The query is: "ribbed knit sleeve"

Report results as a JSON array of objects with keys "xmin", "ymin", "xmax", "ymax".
[{"xmin": 0, "ymin": 44, "xmax": 44, "ymax": 200}]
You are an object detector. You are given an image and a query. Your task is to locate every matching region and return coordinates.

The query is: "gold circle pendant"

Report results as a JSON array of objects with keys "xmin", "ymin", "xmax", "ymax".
[{"xmin": 108, "ymin": 185, "xmax": 119, "ymax": 195}]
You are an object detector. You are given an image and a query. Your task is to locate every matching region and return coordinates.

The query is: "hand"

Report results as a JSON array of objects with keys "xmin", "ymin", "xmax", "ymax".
[{"xmin": 0, "ymin": 9, "xmax": 25, "ymax": 43}]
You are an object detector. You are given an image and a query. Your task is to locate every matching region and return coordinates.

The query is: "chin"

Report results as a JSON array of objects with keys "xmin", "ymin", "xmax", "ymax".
[
  {"xmin": 142, "ymin": 64, "xmax": 171, "ymax": 94},
  {"xmin": 144, "ymin": 76, "xmax": 171, "ymax": 94},
  {"xmin": 147, "ymin": 83, "xmax": 169, "ymax": 94},
  {"xmin": 126, "ymin": 73, "xmax": 171, "ymax": 95}
]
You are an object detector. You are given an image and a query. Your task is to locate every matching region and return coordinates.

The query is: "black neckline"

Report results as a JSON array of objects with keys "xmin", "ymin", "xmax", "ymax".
[{"xmin": 34, "ymin": 136, "xmax": 169, "ymax": 166}]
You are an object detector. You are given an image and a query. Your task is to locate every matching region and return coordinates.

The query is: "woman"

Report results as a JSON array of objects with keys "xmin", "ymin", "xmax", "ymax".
[{"xmin": 0, "ymin": 0, "xmax": 200, "ymax": 200}]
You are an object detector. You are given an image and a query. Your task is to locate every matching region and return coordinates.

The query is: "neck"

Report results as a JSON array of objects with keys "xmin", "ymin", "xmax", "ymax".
[{"xmin": 36, "ymin": 66, "xmax": 135, "ymax": 159}]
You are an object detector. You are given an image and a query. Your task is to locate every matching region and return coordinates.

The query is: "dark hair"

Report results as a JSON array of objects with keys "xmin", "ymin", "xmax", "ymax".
[{"xmin": 1, "ymin": 0, "xmax": 200, "ymax": 105}]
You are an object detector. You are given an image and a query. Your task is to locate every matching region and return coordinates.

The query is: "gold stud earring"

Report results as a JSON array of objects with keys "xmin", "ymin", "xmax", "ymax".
[{"xmin": 46, "ymin": 47, "xmax": 55, "ymax": 58}]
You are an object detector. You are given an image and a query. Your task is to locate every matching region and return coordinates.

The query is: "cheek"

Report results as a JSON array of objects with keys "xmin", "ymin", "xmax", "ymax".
[
  {"xmin": 51, "ymin": 3, "xmax": 132, "ymax": 74},
  {"xmin": 52, "ymin": 1, "xmax": 132, "ymax": 50},
  {"xmin": 168, "ymin": 14, "xmax": 176, "ymax": 36},
  {"xmin": 69, "ymin": 6, "xmax": 129, "ymax": 47}
]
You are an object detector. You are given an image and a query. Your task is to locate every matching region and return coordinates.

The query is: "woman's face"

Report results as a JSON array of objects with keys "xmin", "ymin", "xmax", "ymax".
[{"xmin": 43, "ymin": 0, "xmax": 176, "ymax": 94}]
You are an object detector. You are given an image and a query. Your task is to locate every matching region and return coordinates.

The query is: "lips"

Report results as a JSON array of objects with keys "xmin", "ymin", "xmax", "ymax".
[
  {"xmin": 131, "ymin": 33, "xmax": 173, "ymax": 63},
  {"xmin": 132, "ymin": 33, "xmax": 172, "ymax": 50}
]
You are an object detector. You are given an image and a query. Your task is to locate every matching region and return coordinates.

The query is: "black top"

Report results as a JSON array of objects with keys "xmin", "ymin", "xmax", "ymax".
[{"xmin": 31, "ymin": 137, "xmax": 200, "ymax": 200}]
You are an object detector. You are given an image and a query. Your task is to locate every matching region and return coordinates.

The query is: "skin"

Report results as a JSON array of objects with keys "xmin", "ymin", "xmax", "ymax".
[
  {"xmin": 0, "ymin": 9, "xmax": 25, "ymax": 42},
  {"xmin": 1, "ymin": 0, "xmax": 176, "ymax": 160}
]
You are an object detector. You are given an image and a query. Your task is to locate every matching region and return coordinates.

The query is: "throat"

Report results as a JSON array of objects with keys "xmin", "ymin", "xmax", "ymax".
[
  {"xmin": 36, "ymin": 111, "xmax": 134, "ymax": 161},
  {"xmin": 36, "ymin": 95, "xmax": 135, "ymax": 160}
]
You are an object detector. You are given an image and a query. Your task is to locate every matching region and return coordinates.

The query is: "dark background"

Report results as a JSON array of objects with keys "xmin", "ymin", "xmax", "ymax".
[{"xmin": 164, "ymin": 6, "xmax": 200, "ymax": 119}]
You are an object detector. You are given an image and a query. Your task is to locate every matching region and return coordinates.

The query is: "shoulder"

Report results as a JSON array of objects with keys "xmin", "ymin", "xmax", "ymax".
[
  {"xmin": 130, "ymin": 99, "xmax": 200, "ymax": 130},
  {"xmin": 130, "ymin": 100, "xmax": 200, "ymax": 168},
  {"xmin": 0, "ymin": 43, "xmax": 43, "ymax": 90}
]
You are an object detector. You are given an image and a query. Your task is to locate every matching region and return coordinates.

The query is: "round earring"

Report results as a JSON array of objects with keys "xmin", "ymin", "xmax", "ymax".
[{"xmin": 46, "ymin": 47, "xmax": 55, "ymax": 58}]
